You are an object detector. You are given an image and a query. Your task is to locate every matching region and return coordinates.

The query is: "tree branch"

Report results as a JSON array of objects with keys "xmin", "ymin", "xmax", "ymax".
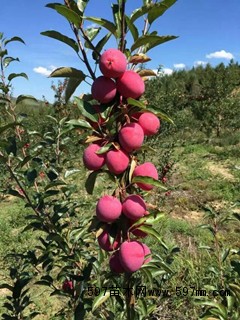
[{"xmin": 120, "ymin": 0, "xmax": 126, "ymax": 52}]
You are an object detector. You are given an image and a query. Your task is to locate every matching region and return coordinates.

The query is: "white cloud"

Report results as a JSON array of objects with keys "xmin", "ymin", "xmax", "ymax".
[
  {"xmin": 163, "ymin": 68, "xmax": 173, "ymax": 75},
  {"xmin": 173, "ymin": 63, "xmax": 186, "ymax": 69},
  {"xmin": 194, "ymin": 60, "xmax": 207, "ymax": 67},
  {"xmin": 33, "ymin": 65, "xmax": 56, "ymax": 77},
  {"xmin": 206, "ymin": 50, "xmax": 234, "ymax": 60},
  {"xmin": 150, "ymin": 68, "xmax": 173, "ymax": 76},
  {"xmin": 86, "ymin": 23, "xmax": 97, "ymax": 29}
]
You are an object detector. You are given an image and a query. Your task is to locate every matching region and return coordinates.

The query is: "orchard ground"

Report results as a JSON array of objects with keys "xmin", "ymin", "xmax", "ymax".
[{"xmin": 0, "ymin": 126, "xmax": 239, "ymax": 319}]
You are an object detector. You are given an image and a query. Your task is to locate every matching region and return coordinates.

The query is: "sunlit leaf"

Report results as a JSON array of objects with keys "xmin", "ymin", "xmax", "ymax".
[
  {"xmin": 132, "ymin": 175, "xmax": 168, "ymax": 190},
  {"xmin": 41, "ymin": 30, "xmax": 79, "ymax": 53},
  {"xmin": 137, "ymin": 225, "xmax": 168, "ymax": 250},
  {"xmin": 46, "ymin": 3, "xmax": 82, "ymax": 26},
  {"xmin": 84, "ymin": 16, "xmax": 117, "ymax": 37},
  {"xmin": 77, "ymin": 0, "xmax": 89, "ymax": 13},
  {"xmin": 145, "ymin": 212, "xmax": 165, "ymax": 225},
  {"xmin": 130, "ymin": 4, "xmax": 154, "ymax": 23},
  {"xmin": 131, "ymin": 35, "xmax": 177, "ymax": 52},
  {"xmin": 16, "ymin": 95, "xmax": 38, "ymax": 105},
  {"xmin": 194, "ymin": 301, "xmax": 228, "ymax": 319},
  {"xmin": 96, "ymin": 143, "xmax": 112, "ymax": 154},
  {"xmin": 127, "ymin": 98, "xmax": 146, "ymax": 108},
  {"xmin": 64, "ymin": 169, "xmax": 81, "ymax": 178},
  {"xmin": 49, "ymin": 67, "xmax": 86, "ymax": 79},
  {"xmin": 3, "ymin": 56, "xmax": 19, "ymax": 68},
  {"xmin": 147, "ymin": 106, "xmax": 174, "ymax": 124},
  {"xmin": 93, "ymin": 33, "xmax": 111, "ymax": 60},
  {"xmin": 84, "ymin": 27, "xmax": 101, "ymax": 49},
  {"xmin": 111, "ymin": 4, "xmax": 121, "ymax": 38},
  {"xmin": 65, "ymin": 119, "xmax": 92, "ymax": 129},
  {"xmin": 74, "ymin": 96, "xmax": 98, "ymax": 122},
  {"xmin": 148, "ymin": 0, "xmax": 177, "ymax": 24},
  {"xmin": 92, "ymin": 290, "xmax": 110, "ymax": 312},
  {"xmin": 140, "ymin": 267, "xmax": 153, "ymax": 285},
  {"xmin": 125, "ymin": 16, "xmax": 139, "ymax": 42}
]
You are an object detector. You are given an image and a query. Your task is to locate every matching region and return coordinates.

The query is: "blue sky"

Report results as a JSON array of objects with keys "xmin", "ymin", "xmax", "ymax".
[{"xmin": 1, "ymin": 0, "xmax": 239, "ymax": 102}]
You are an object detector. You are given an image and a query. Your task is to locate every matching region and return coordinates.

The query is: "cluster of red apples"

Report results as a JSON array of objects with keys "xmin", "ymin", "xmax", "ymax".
[{"xmin": 83, "ymin": 49, "xmax": 161, "ymax": 273}]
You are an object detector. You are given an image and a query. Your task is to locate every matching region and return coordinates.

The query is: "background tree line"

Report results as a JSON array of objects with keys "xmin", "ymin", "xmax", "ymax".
[{"xmin": 145, "ymin": 60, "xmax": 240, "ymax": 138}]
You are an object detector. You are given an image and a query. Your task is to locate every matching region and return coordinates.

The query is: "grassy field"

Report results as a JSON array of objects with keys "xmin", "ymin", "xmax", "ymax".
[{"xmin": 0, "ymin": 130, "xmax": 239, "ymax": 319}]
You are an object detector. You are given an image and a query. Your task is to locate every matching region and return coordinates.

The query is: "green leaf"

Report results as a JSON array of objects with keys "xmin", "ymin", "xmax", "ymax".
[
  {"xmin": 77, "ymin": 0, "xmax": 89, "ymax": 13},
  {"xmin": 4, "ymin": 36, "xmax": 25, "ymax": 46},
  {"xmin": 0, "ymin": 49, "xmax": 8, "ymax": 58},
  {"xmin": 140, "ymin": 268, "xmax": 153, "ymax": 285},
  {"xmin": 145, "ymin": 212, "xmax": 165, "ymax": 225},
  {"xmin": 65, "ymin": 119, "xmax": 92, "ymax": 129},
  {"xmin": 148, "ymin": 0, "xmax": 177, "ymax": 24},
  {"xmin": 137, "ymin": 225, "xmax": 168, "ymax": 250},
  {"xmin": 84, "ymin": 16, "xmax": 117, "ymax": 37},
  {"xmin": 125, "ymin": 16, "xmax": 139, "ymax": 42},
  {"xmin": 65, "ymin": 78, "xmax": 83, "ymax": 103},
  {"xmin": 8, "ymin": 73, "xmax": 28, "ymax": 81},
  {"xmin": 131, "ymin": 35, "xmax": 177, "ymax": 52},
  {"xmin": 46, "ymin": 3, "xmax": 82, "ymax": 26},
  {"xmin": 84, "ymin": 27, "xmax": 101, "ymax": 49},
  {"xmin": 64, "ymin": 169, "xmax": 81, "ymax": 178},
  {"xmin": 25, "ymin": 169, "xmax": 38, "ymax": 183},
  {"xmin": 111, "ymin": 4, "xmax": 121, "ymax": 38},
  {"xmin": 127, "ymin": 98, "xmax": 146, "ymax": 108},
  {"xmin": 41, "ymin": 30, "xmax": 79, "ymax": 53},
  {"xmin": 132, "ymin": 175, "xmax": 168, "ymax": 190},
  {"xmin": 221, "ymin": 248, "xmax": 230, "ymax": 263},
  {"xmin": 3, "ymin": 56, "xmax": 19, "ymax": 68},
  {"xmin": 16, "ymin": 95, "xmax": 38, "ymax": 105},
  {"xmin": 95, "ymin": 33, "xmax": 111, "ymax": 53},
  {"xmin": 74, "ymin": 96, "xmax": 98, "ymax": 122},
  {"xmin": 92, "ymin": 289, "xmax": 110, "ymax": 312},
  {"xmin": 130, "ymin": 4, "xmax": 154, "ymax": 23},
  {"xmin": 194, "ymin": 301, "xmax": 228, "ymax": 319},
  {"xmin": 49, "ymin": 67, "xmax": 86, "ymax": 79},
  {"xmin": 147, "ymin": 106, "xmax": 174, "ymax": 124},
  {"xmin": 137, "ymin": 298, "xmax": 148, "ymax": 316},
  {"xmin": 93, "ymin": 32, "xmax": 111, "ymax": 60},
  {"xmin": 85, "ymin": 170, "xmax": 101, "ymax": 194},
  {"xmin": 96, "ymin": 143, "xmax": 112, "ymax": 154}
]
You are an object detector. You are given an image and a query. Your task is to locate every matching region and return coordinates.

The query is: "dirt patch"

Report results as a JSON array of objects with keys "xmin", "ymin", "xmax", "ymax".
[
  {"xmin": 171, "ymin": 209, "xmax": 204, "ymax": 223},
  {"xmin": 206, "ymin": 162, "xmax": 235, "ymax": 181},
  {"xmin": 209, "ymin": 200, "xmax": 230, "ymax": 211},
  {"xmin": 0, "ymin": 288, "xmax": 10, "ymax": 296},
  {"xmin": 183, "ymin": 210, "xmax": 204, "ymax": 221}
]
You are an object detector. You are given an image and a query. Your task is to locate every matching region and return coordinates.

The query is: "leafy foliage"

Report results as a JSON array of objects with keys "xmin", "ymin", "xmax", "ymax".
[{"xmin": 145, "ymin": 61, "xmax": 240, "ymax": 137}]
